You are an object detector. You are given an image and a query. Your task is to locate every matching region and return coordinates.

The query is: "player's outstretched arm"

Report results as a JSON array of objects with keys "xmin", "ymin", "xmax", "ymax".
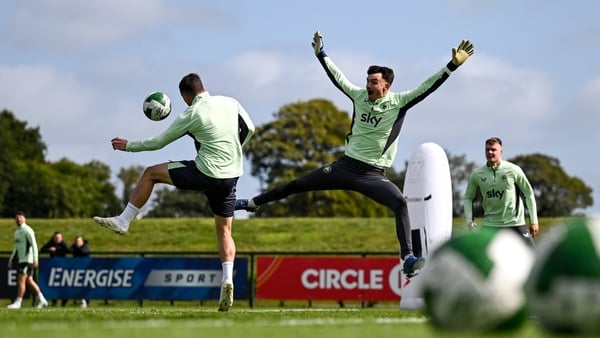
[{"xmin": 451, "ymin": 39, "xmax": 475, "ymax": 67}]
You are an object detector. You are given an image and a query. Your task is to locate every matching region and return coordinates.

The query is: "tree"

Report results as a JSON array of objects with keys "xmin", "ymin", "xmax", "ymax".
[
  {"xmin": 0, "ymin": 110, "xmax": 47, "ymax": 215},
  {"xmin": 446, "ymin": 151, "xmax": 478, "ymax": 217},
  {"xmin": 0, "ymin": 110, "xmax": 121, "ymax": 217},
  {"xmin": 6, "ymin": 158, "xmax": 121, "ymax": 218},
  {"xmin": 146, "ymin": 187, "xmax": 212, "ymax": 217},
  {"xmin": 509, "ymin": 153, "xmax": 593, "ymax": 216},
  {"xmin": 54, "ymin": 159, "xmax": 122, "ymax": 217},
  {"xmin": 245, "ymin": 99, "xmax": 394, "ymax": 217},
  {"xmin": 118, "ymin": 165, "xmax": 144, "ymax": 204},
  {"xmin": 0, "ymin": 110, "xmax": 46, "ymax": 162}
]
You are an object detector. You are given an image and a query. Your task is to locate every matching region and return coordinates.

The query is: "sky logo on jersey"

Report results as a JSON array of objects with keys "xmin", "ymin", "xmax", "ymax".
[
  {"xmin": 144, "ymin": 269, "xmax": 222, "ymax": 287},
  {"xmin": 360, "ymin": 112, "xmax": 382, "ymax": 127},
  {"xmin": 486, "ymin": 189, "xmax": 505, "ymax": 199}
]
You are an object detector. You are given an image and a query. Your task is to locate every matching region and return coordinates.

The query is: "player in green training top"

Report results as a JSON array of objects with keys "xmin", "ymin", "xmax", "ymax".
[
  {"xmin": 236, "ymin": 30, "xmax": 474, "ymax": 277},
  {"xmin": 464, "ymin": 137, "xmax": 539, "ymax": 248},
  {"xmin": 93, "ymin": 73, "xmax": 255, "ymax": 312},
  {"xmin": 7, "ymin": 211, "xmax": 49, "ymax": 309}
]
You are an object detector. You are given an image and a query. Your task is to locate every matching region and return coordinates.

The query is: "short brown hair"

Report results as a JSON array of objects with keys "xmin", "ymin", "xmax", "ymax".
[{"xmin": 485, "ymin": 137, "xmax": 502, "ymax": 146}]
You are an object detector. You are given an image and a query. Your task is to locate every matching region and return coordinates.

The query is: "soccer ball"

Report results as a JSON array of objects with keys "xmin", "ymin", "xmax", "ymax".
[
  {"xmin": 421, "ymin": 228, "xmax": 534, "ymax": 331},
  {"xmin": 143, "ymin": 91, "xmax": 171, "ymax": 121},
  {"xmin": 526, "ymin": 217, "xmax": 600, "ymax": 334}
]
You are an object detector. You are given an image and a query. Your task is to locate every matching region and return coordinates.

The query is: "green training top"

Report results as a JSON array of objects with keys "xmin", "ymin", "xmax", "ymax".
[
  {"xmin": 9, "ymin": 223, "xmax": 39, "ymax": 264},
  {"xmin": 464, "ymin": 160, "xmax": 538, "ymax": 227},
  {"xmin": 316, "ymin": 52, "xmax": 456, "ymax": 168},
  {"xmin": 127, "ymin": 92, "xmax": 255, "ymax": 179}
]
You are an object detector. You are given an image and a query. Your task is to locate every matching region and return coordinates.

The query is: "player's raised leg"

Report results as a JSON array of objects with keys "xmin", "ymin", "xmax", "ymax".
[{"xmin": 93, "ymin": 162, "xmax": 173, "ymax": 234}]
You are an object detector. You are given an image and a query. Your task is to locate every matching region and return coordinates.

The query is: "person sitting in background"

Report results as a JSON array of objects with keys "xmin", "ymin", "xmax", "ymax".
[
  {"xmin": 70, "ymin": 235, "xmax": 90, "ymax": 257},
  {"xmin": 40, "ymin": 231, "xmax": 69, "ymax": 306},
  {"xmin": 70, "ymin": 235, "xmax": 91, "ymax": 308},
  {"xmin": 40, "ymin": 231, "xmax": 70, "ymax": 257}
]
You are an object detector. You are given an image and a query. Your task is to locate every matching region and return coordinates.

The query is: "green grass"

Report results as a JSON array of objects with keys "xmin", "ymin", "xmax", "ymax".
[
  {"xmin": 0, "ymin": 305, "xmax": 547, "ymax": 338},
  {"xmin": 0, "ymin": 217, "xmax": 569, "ymax": 338},
  {"xmin": 0, "ymin": 217, "xmax": 567, "ymax": 253}
]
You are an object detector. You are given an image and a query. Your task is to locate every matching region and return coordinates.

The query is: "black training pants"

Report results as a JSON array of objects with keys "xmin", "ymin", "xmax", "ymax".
[{"xmin": 253, "ymin": 156, "xmax": 413, "ymax": 257}]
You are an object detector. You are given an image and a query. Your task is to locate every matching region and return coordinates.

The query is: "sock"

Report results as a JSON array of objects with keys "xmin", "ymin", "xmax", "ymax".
[
  {"xmin": 221, "ymin": 261, "xmax": 234, "ymax": 284},
  {"xmin": 14, "ymin": 297, "xmax": 22, "ymax": 305},
  {"xmin": 248, "ymin": 199, "xmax": 257, "ymax": 208},
  {"xmin": 118, "ymin": 203, "xmax": 139, "ymax": 227},
  {"xmin": 38, "ymin": 293, "xmax": 47, "ymax": 303}
]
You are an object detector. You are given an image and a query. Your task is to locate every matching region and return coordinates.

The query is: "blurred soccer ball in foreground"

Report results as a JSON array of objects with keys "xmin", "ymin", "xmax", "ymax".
[
  {"xmin": 143, "ymin": 91, "xmax": 171, "ymax": 121},
  {"xmin": 421, "ymin": 228, "xmax": 534, "ymax": 331},
  {"xmin": 526, "ymin": 217, "xmax": 600, "ymax": 334}
]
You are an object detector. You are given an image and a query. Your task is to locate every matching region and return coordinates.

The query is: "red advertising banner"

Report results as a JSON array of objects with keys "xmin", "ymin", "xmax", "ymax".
[{"xmin": 256, "ymin": 256, "xmax": 407, "ymax": 301}]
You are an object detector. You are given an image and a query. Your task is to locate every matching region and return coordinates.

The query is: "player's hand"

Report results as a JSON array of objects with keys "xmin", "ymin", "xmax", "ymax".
[
  {"xmin": 468, "ymin": 221, "xmax": 477, "ymax": 230},
  {"xmin": 452, "ymin": 39, "xmax": 475, "ymax": 66},
  {"xmin": 530, "ymin": 223, "xmax": 539, "ymax": 237},
  {"xmin": 111, "ymin": 137, "xmax": 128, "ymax": 151},
  {"xmin": 312, "ymin": 30, "xmax": 324, "ymax": 56}
]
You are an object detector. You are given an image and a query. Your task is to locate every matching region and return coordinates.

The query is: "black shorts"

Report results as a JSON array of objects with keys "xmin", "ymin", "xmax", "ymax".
[
  {"xmin": 168, "ymin": 160, "xmax": 238, "ymax": 217},
  {"xmin": 16, "ymin": 263, "xmax": 35, "ymax": 276},
  {"xmin": 483, "ymin": 225, "xmax": 535, "ymax": 249}
]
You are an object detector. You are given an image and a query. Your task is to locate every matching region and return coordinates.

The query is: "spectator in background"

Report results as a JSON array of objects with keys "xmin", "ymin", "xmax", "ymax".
[
  {"xmin": 70, "ymin": 235, "xmax": 91, "ymax": 308},
  {"xmin": 70, "ymin": 235, "xmax": 90, "ymax": 257},
  {"xmin": 40, "ymin": 231, "xmax": 70, "ymax": 257},
  {"xmin": 40, "ymin": 231, "xmax": 69, "ymax": 306}
]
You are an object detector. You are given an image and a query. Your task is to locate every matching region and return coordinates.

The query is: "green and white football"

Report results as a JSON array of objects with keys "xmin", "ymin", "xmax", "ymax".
[
  {"xmin": 526, "ymin": 217, "xmax": 600, "ymax": 334},
  {"xmin": 143, "ymin": 91, "xmax": 171, "ymax": 121},
  {"xmin": 421, "ymin": 228, "xmax": 534, "ymax": 332}
]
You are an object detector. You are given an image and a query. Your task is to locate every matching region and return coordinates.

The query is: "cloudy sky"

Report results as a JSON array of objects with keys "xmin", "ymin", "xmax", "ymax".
[{"xmin": 1, "ymin": 0, "xmax": 599, "ymax": 217}]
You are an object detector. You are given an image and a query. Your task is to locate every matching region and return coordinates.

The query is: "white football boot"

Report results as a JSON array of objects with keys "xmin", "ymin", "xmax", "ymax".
[
  {"xmin": 6, "ymin": 302, "xmax": 21, "ymax": 309},
  {"xmin": 93, "ymin": 216, "xmax": 128, "ymax": 234},
  {"xmin": 218, "ymin": 283, "xmax": 234, "ymax": 312}
]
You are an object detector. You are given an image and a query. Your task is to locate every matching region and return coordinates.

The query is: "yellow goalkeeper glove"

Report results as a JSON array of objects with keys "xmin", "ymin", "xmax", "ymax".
[{"xmin": 452, "ymin": 39, "xmax": 475, "ymax": 66}]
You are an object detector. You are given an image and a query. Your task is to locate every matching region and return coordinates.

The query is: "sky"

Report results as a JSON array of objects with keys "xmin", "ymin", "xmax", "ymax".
[{"xmin": 1, "ymin": 0, "xmax": 599, "ymax": 218}]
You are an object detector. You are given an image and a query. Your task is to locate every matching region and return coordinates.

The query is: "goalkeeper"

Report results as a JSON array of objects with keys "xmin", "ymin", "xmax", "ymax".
[{"xmin": 237, "ymin": 31, "xmax": 474, "ymax": 276}]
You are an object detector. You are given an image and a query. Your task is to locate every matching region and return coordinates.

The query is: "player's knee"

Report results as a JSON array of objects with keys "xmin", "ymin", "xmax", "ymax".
[
  {"xmin": 143, "ymin": 164, "xmax": 169, "ymax": 182},
  {"xmin": 392, "ymin": 194, "xmax": 408, "ymax": 211}
]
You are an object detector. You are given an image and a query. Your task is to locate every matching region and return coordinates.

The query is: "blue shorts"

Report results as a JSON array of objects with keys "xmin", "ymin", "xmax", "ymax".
[{"xmin": 168, "ymin": 160, "xmax": 238, "ymax": 217}]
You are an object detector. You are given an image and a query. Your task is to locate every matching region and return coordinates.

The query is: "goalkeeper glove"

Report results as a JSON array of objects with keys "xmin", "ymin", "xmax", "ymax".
[
  {"xmin": 452, "ymin": 39, "xmax": 475, "ymax": 66},
  {"xmin": 312, "ymin": 30, "xmax": 324, "ymax": 56}
]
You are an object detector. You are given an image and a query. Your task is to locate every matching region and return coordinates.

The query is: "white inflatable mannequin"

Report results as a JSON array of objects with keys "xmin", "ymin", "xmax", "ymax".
[{"xmin": 400, "ymin": 142, "xmax": 453, "ymax": 310}]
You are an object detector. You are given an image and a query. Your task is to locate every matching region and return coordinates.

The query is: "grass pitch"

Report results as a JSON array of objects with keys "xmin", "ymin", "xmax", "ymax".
[
  {"xmin": 0, "ymin": 217, "xmax": 563, "ymax": 337},
  {"xmin": 0, "ymin": 303, "xmax": 545, "ymax": 338}
]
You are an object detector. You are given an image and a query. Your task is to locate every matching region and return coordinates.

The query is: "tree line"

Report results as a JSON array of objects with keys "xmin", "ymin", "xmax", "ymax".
[{"xmin": 0, "ymin": 101, "xmax": 592, "ymax": 218}]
